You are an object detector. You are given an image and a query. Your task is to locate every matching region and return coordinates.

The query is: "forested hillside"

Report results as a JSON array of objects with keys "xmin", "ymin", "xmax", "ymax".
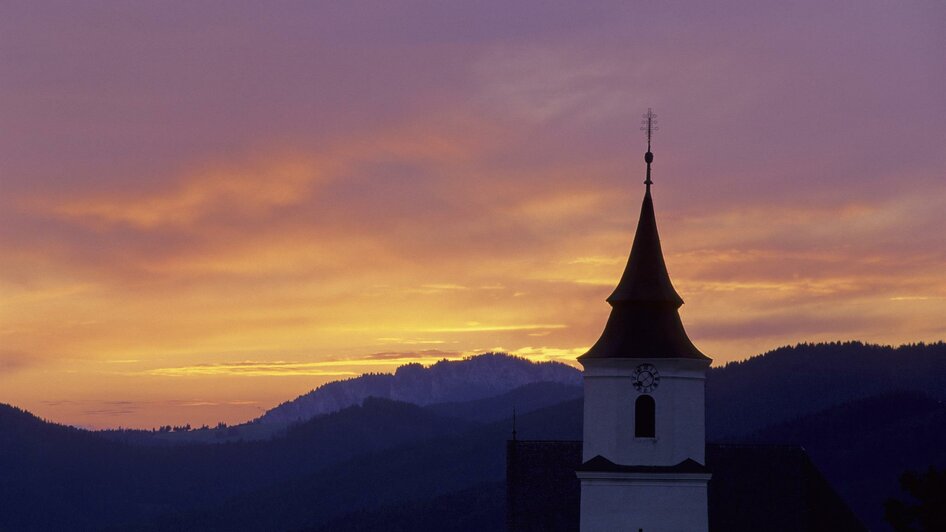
[{"xmin": 1, "ymin": 342, "xmax": 944, "ymax": 531}]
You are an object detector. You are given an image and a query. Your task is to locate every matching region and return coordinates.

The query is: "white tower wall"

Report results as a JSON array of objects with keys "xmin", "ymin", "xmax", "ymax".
[
  {"xmin": 578, "ymin": 356, "xmax": 710, "ymax": 532},
  {"xmin": 581, "ymin": 357, "xmax": 708, "ymax": 465}
]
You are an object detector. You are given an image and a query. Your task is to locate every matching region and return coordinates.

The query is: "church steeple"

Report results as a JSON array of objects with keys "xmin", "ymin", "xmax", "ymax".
[
  {"xmin": 576, "ymin": 113, "xmax": 712, "ymax": 531},
  {"xmin": 580, "ymin": 111, "xmax": 707, "ymax": 360}
]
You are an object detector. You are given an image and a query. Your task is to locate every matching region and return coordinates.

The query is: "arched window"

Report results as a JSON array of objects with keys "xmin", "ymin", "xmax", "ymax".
[{"xmin": 635, "ymin": 395, "xmax": 655, "ymax": 438}]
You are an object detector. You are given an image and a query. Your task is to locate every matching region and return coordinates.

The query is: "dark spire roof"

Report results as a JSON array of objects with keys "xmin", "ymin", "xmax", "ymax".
[
  {"xmin": 606, "ymin": 186, "xmax": 683, "ymax": 306},
  {"xmin": 580, "ymin": 124, "xmax": 709, "ymax": 361}
]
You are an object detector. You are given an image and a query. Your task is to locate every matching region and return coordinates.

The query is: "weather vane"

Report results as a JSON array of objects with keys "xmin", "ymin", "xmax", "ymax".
[{"xmin": 640, "ymin": 108, "xmax": 657, "ymax": 187}]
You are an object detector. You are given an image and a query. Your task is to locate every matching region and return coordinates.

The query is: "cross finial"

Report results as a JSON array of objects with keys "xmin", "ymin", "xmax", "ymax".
[
  {"xmin": 641, "ymin": 108, "xmax": 658, "ymax": 151},
  {"xmin": 640, "ymin": 108, "xmax": 657, "ymax": 188}
]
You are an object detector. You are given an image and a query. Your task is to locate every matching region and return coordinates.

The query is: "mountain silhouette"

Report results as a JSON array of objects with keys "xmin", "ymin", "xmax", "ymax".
[
  {"xmin": 426, "ymin": 381, "xmax": 582, "ymax": 423},
  {"xmin": 747, "ymin": 391, "xmax": 946, "ymax": 531},
  {"xmin": 258, "ymin": 352, "xmax": 581, "ymax": 426},
  {"xmin": 308, "ymin": 481, "xmax": 507, "ymax": 532},
  {"xmin": 706, "ymin": 341, "xmax": 946, "ymax": 440},
  {"xmin": 0, "ymin": 398, "xmax": 476, "ymax": 531},
  {"xmin": 101, "ymin": 353, "xmax": 581, "ymax": 445},
  {"xmin": 1, "ymin": 341, "xmax": 944, "ymax": 531},
  {"xmin": 141, "ymin": 399, "xmax": 583, "ymax": 531}
]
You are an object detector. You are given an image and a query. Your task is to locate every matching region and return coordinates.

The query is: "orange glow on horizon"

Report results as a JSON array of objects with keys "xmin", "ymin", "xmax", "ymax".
[{"xmin": 2, "ymin": 2, "xmax": 943, "ymax": 430}]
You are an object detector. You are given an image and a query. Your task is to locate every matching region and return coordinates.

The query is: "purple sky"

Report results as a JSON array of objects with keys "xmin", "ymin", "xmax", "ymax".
[{"xmin": 1, "ymin": 1, "xmax": 944, "ymax": 428}]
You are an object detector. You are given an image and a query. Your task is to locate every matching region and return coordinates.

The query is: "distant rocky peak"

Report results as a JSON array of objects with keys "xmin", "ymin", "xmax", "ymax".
[{"xmin": 258, "ymin": 352, "xmax": 580, "ymax": 426}]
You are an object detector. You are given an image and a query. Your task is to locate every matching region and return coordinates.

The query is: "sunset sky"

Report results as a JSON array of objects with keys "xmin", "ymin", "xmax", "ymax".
[{"xmin": 2, "ymin": 1, "xmax": 944, "ymax": 429}]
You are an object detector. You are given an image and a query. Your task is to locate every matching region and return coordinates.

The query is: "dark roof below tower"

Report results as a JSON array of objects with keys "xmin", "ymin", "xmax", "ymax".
[
  {"xmin": 575, "ymin": 454, "xmax": 708, "ymax": 475},
  {"xmin": 506, "ymin": 440, "xmax": 866, "ymax": 532}
]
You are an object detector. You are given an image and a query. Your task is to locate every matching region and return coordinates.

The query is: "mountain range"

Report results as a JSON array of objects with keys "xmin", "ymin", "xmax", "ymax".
[
  {"xmin": 706, "ymin": 341, "xmax": 946, "ymax": 440},
  {"xmin": 101, "ymin": 353, "xmax": 581, "ymax": 445},
  {"xmin": 1, "ymin": 341, "xmax": 944, "ymax": 531},
  {"xmin": 258, "ymin": 352, "xmax": 581, "ymax": 426}
]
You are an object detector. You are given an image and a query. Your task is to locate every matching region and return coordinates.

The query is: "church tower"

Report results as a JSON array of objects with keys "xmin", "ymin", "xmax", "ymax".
[{"xmin": 576, "ymin": 110, "xmax": 712, "ymax": 532}]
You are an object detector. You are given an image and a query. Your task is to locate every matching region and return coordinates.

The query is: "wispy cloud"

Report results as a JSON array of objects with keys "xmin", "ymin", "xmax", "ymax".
[
  {"xmin": 418, "ymin": 323, "xmax": 568, "ymax": 333},
  {"xmin": 1, "ymin": 0, "xmax": 943, "ymax": 428},
  {"xmin": 474, "ymin": 46, "xmax": 631, "ymax": 123},
  {"xmin": 0, "ymin": 351, "xmax": 35, "ymax": 374},
  {"xmin": 146, "ymin": 362, "xmax": 359, "ymax": 378},
  {"xmin": 510, "ymin": 346, "xmax": 588, "ymax": 364},
  {"xmin": 144, "ymin": 351, "xmax": 467, "ymax": 377},
  {"xmin": 36, "ymin": 157, "xmax": 331, "ymax": 230}
]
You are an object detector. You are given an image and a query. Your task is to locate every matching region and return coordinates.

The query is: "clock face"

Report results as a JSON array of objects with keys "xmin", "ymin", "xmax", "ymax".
[{"xmin": 632, "ymin": 363, "xmax": 660, "ymax": 393}]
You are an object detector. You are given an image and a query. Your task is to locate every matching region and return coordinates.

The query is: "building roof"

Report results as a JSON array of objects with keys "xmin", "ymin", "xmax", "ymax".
[
  {"xmin": 506, "ymin": 441, "xmax": 866, "ymax": 532},
  {"xmin": 579, "ymin": 152, "xmax": 708, "ymax": 361},
  {"xmin": 575, "ymin": 454, "xmax": 708, "ymax": 475},
  {"xmin": 607, "ymin": 186, "xmax": 683, "ymax": 306}
]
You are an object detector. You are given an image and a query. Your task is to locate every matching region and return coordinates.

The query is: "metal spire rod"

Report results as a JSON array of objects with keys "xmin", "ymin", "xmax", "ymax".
[{"xmin": 640, "ymin": 108, "xmax": 658, "ymax": 188}]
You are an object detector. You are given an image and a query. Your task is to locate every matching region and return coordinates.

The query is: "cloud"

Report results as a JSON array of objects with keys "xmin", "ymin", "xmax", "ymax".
[
  {"xmin": 418, "ymin": 323, "xmax": 568, "ymax": 333},
  {"xmin": 143, "ymin": 351, "xmax": 466, "ymax": 377},
  {"xmin": 341, "ymin": 349, "xmax": 463, "ymax": 362},
  {"xmin": 694, "ymin": 311, "xmax": 887, "ymax": 342},
  {"xmin": 474, "ymin": 46, "xmax": 631, "ymax": 123},
  {"xmin": 147, "ymin": 362, "xmax": 358, "ymax": 378},
  {"xmin": 509, "ymin": 346, "xmax": 588, "ymax": 364},
  {"xmin": 41, "ymin": 157, "xmax": 331, "ymax": 230},
  {"xmin": 141, "ymin": 347, "xmax": 584, "ymax": 378},
  {"xmin": 1, "ymin": 1, "xmax": 944, "ymax": 428},
  {"xmin": 0, "ymin": 351, "xmax": 36, "ymax": 374}
]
